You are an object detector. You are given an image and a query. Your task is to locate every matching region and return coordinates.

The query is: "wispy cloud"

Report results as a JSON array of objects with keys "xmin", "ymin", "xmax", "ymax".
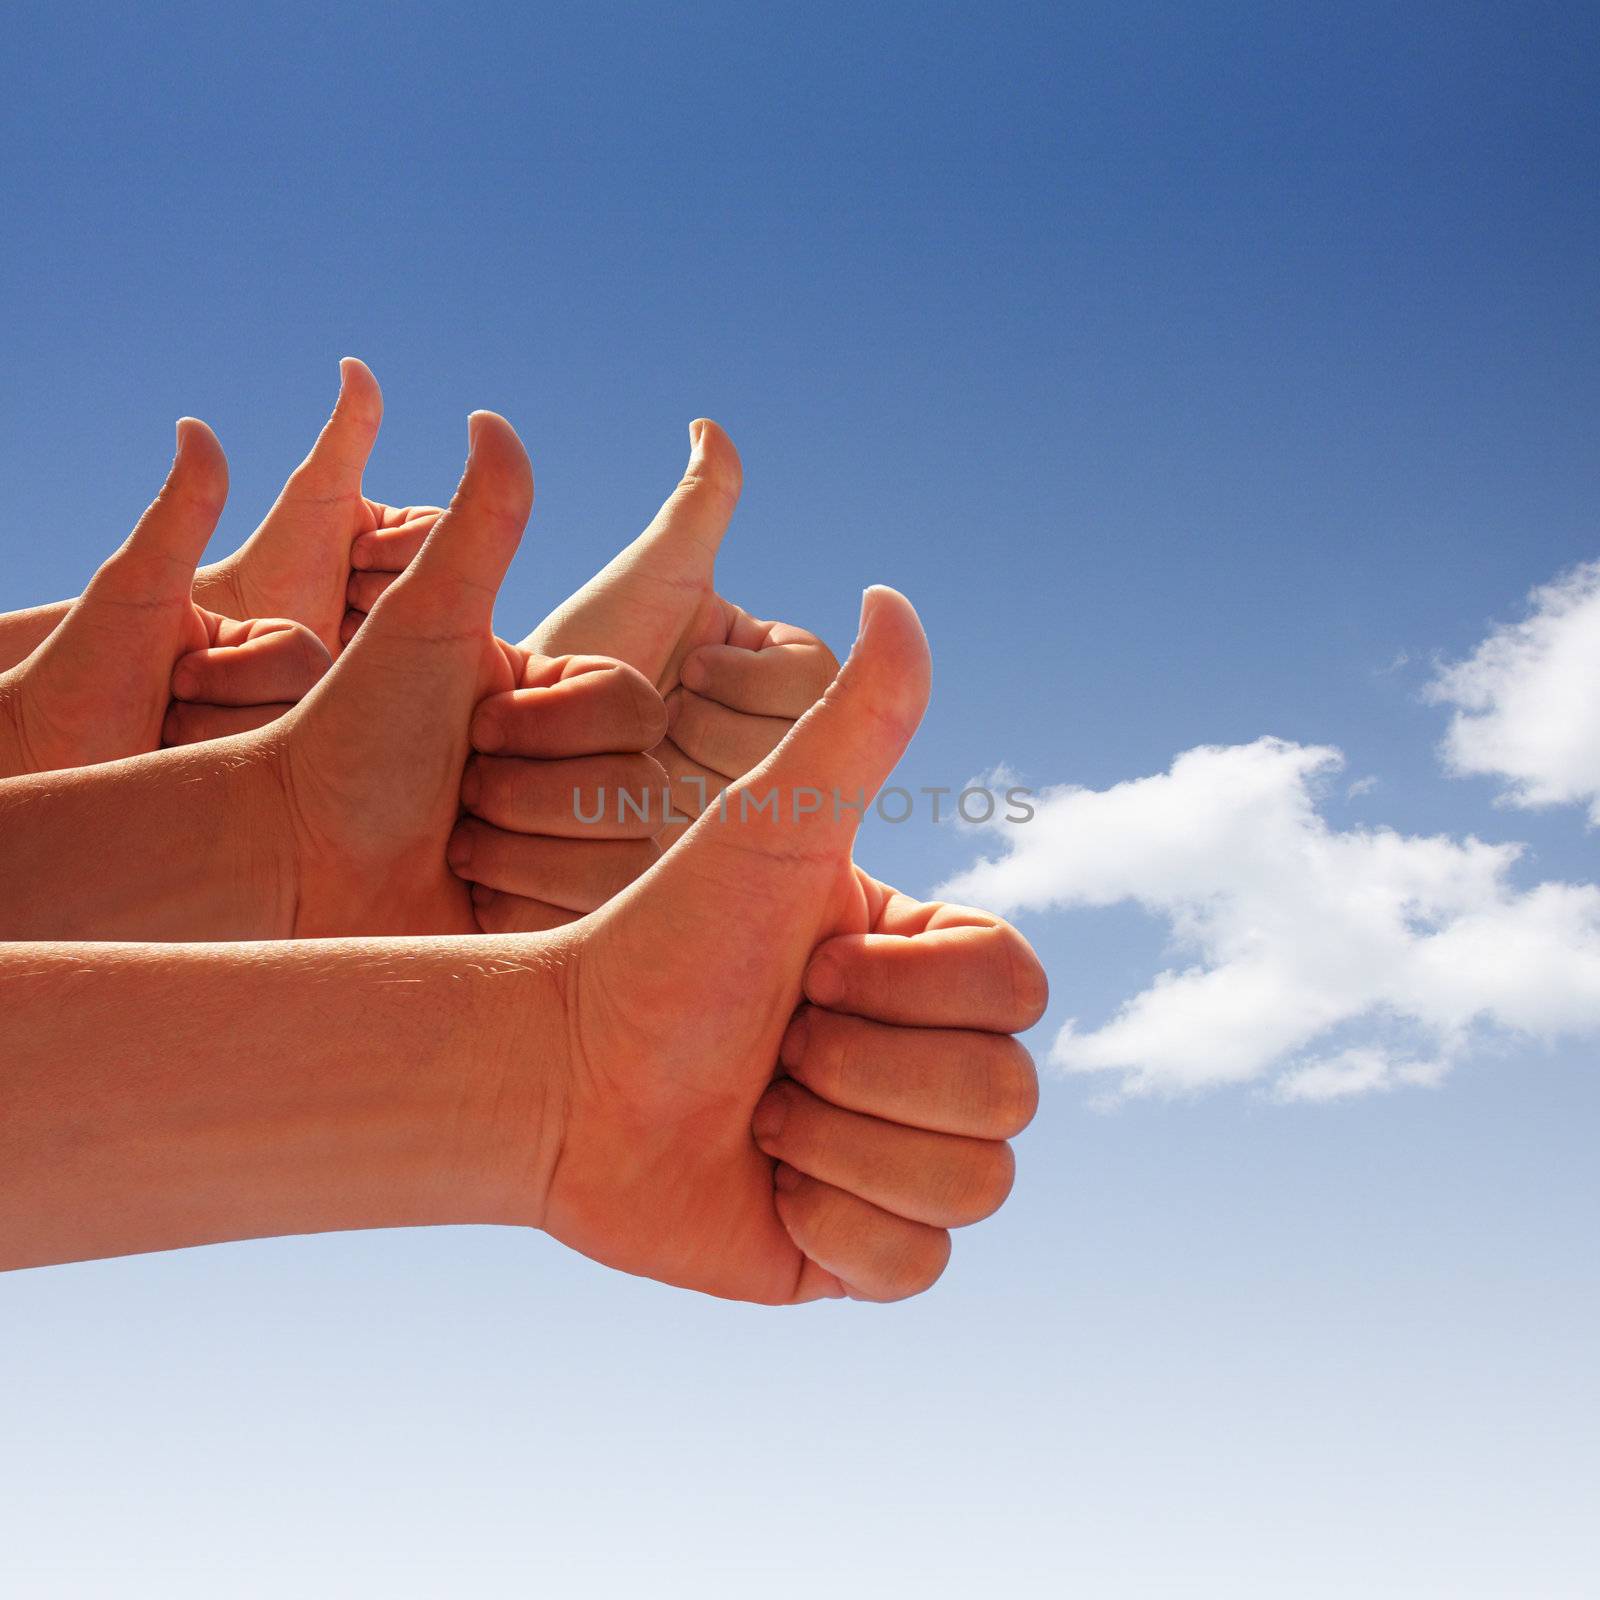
[
  {"xmin": 937, "ymin": 738, "xmax": 1600, "ymax": 1103},
  {"xmin": 1428, "ymin": 559, "xmax": 1600, "ymax": 825}
]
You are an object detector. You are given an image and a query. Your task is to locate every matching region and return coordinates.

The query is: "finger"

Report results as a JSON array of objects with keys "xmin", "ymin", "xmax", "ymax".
[
  {"xmin": 284, "ymin": 356, "xmax": 382, "ymax": 501},
  {"xmin": 678, "ymin": 635, "xmax": 838, "ymax": 719},
  {"xmin": 779, "ymin": 1007, "xmax": 1039, "ymax": 1139},
  {"xmin": 615, "ymin": 588, "xmax": 933, "ymax": 994},
  {"xmin": 345, "ymin": 570, "xmax": 402, "ymax": 612},
  {"xmin": 805, "ymin": 920, "xmax": 1048, "ymax": 1032},
  {"xmin": 447, "ymin": 822, "xmax": 660, "ymax": 912},
  {"xmin": 339, "ymin": 608, "xmax": 364, "ymax": 648},
  {"xmin": 170, "ymin": 623, "xmax": 331, "ymax": 706},
  {"xmin": 468, "ymin": 884, "xmax": 582, "ymax": 934},
  {"xmin": 349, "ymin": 511, "xmax": 438, "ymax": 574},
  {"xmin": 771, "ymin": 1167, "xmax": 951, "ymax": 1303},
  {"xmin": 83, "ymin": 418, "xmax": 228, "ymax": 611},
  {"xmin": 709, "ymin": 586, "xmax": 931, "ymax": 861},
  {"xmin": 25, "ymin": 421, "xmax": 229, "ymax": 757},
  {"xmin": 368, "ymin": 411, "xmax": 532, "ymax": 639},
  {"xmin": 665, "ymin": 688, "xmax": 794, "ymax": 780},
  {"xmin": 470, "ymin": 659, "xmax": 666, "ymax": 758},
  {"xmin": 751, "ymin": 1080, "xmax": 1014, "ymax": 1229},
  {"xmin": 654, "ymin": 737, "xmax": 730, "ymax": 821},
  {"xmin": 162, "ymin": 700, "xmax": 296, "ymax": 746},
  {"xmin": 658, "ymin": 416, "xmax": 743, "ymax": 558},
  {"xmin": 525, "ymin": 419, "xmax": 743, "ymax": 671},
  {"xmin": 462, "ymin": 752, "xmax": 668, "ymax": 838},
  {"xmin": 295, "ymin": 414, "xmax": 532, "ymax": 800}
]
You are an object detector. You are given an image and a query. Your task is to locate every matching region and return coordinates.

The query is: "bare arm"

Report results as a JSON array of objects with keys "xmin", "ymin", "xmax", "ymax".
[
  {"xmin": 0, "ymin": 934, "xmax": 567, "ymax": 1270},
  {"xmin": 0, "ymin": 737, "xmax": 294, "ymax": 941},
  {"xmin": 0, "ymin": 413, "xmax": 645, "ymax": 947},
  {"xmin": 0, "ymin": 600, "xmax": 69, "ymax": 669},
  {"xmin": 0, "ymin": 589, "xmax": 1044, "ymax": 1301}
]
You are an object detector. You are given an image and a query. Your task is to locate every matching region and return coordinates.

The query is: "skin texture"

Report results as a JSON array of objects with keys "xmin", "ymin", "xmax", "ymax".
[
  {"xmin": 0, "ymin": 359, "xmax": 443, "ymax": 673},
  {"xmin": 0, "ymin": 415, "xmax": 667, "ymax": 943},
  {"xmin": 352, "ymin": 417, "xmax": 841, "ymax": 926},
  {"xmin": 0, "ymin": 593, "xmax": 1045, "ymax": 1305},
  {"xmin": 0, "ymin": 366, "xmax": 835, "ymax": 929},
  {"xmin": 537, "ymin": 585, "xmax": 1046, "ymax": 1302},
  {"xmin": 0, "ymin": 420, "xmax": 330, "ymax": 777},
  {"xmin": 204, "ymin": 359, "xmax": 444, "ymax": 659}
]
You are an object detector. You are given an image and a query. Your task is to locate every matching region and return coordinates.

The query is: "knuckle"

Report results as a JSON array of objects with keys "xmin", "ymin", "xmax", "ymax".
[
  {"xmin": 482, "ymin": 758, "xmax": 528, "ymax": 816},
  {"xmin": 583, "ymin": 660, "xmax": 668, "ymax": 750},
  {"xmin": 769, "ymin": 1081, "xmax": 814, "ymax": 1159},
  {"xmin": 627, "ymin": 677, "xmax": 669, "ymax": 749},
  {"xmin": 944, "ymin": 1140, "xmax": 1016, "ymax": 1227},
  {"xmin": 637, "ymin": 752, "xmax": 671, "ymax": 794},
  {"xmin": 802, "ymin": 646, "xmax": 841, "ymax": 690},
  {"xmin": 814, "ymin": 1017, "xmax": 854, "ymax": 1095},
  {"xmin": 981, "ymin": 1038, "xmax": 1041, "ymax": 1136},
  {"xmin": 792, "ymin": 1011, "xmax": 848, "ymax": 1097},
  {"xmin": 998, "ymin": 923, "xmax": 1049, "ymax": 1029},
  {"xmin": 676, "ymin": 463, "xmax": 741, "ymax": 510},
  {"xmin": 288, "ymin": 625, "xmax": 332, "ymax": 693},
  {"xmin": 613, "ymin": 752, "xmax": 668, "ymax": 809},
  {"xmin": 864, "ymin": 1224, "xmax": 952, "ymax": 1303}
]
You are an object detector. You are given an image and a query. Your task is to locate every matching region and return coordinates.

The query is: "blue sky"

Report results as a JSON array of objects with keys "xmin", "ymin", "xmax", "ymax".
[{"xmin": 2, "ymin": 3, "xmax": 1598, "ymax": 1594}]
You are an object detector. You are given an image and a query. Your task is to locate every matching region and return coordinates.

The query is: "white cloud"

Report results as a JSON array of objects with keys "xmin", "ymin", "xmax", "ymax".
[
  {"xmin": 1428, "ymin": 559, "xmax": 1600, "ymax": 825},
  {"xmin": 936, "ymin": 738, "xmax": 1600, "ymax": 1102},
  {"xmin": 1273, "ymin": 1048, "xmax": 1448, "ymax": 1104}
]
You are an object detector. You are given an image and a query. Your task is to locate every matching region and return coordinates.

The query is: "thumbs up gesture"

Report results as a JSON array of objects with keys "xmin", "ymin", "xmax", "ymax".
[
  {"xmin": 0, "ymin": 413, "xmax": 667, "ymax": 945},
  {"xmin": 271, "ymin": 412, "xmax": 665, "ymax": 938},
  {"xmin": 515, "ymin": 587, "xmax": 1046, "ymax": 1303},
  {"xmin": 194, "ymin": 358, "xmax": 444, "ymax": 658},
  {"xmin": 352, "ymin": 419, "xmax": 840, "ymax": 859},
  {"xmin": 0, "ymin": 420, "xmax": 331, "ymax": 779},
  {"xmin": 527, "ymin": 420, "xmax": 839, "ymax": 846}
]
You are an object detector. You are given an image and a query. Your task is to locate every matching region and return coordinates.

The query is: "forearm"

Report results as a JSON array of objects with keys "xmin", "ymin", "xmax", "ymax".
[
  {"xmin": 0, "ymin": 600, "xmax": 71, "ymax": 670},
  {"xmin": 0, "ymin": 734, "xmax": 294, "ymax": 941},
  {"xmin": 0, "ymin": 934, "xmax": 568, "ymax": 1269}
]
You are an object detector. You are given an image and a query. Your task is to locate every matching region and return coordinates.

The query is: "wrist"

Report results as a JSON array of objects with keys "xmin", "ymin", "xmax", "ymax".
[
  {"xmin": 0, "ymin": 732, "xmax": 300, "ymax": 942},
  {"xmin": 263, "ymin": 933, "xmax": 573, "ymax": 1234},
  {"xmin": 452, "ymin": 930, "xmax": 576, "ymax": 1232}
]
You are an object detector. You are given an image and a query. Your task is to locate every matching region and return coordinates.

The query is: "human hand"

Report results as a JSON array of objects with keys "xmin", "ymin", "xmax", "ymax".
[
  {"xmin": 265, "ymin": 411, "xmax": 666, "ymax": 938},
  {"xmin": 359, "ymin": 419, "xmax": 838, "ymax": 856},
  {"xmin": 530, "ymin": 421, "xmax": 838, "ymax": 846},
  {"xmin": 195, "ymin": 358, "xmax": 444, "ymax": 658},
  {"xmin": 448, "ymin": 422, "xmax": 842, "ymax": 922},
  {"xmin": 0, "ymin": 413, "xmax": 663, "ymax": 945},
  {"xmin": 495, "ymin": 587, "xmax": 1045, "ymax": 1304},
  {"xmin": 0, "ymin": 420, "xmax": 330, "ymax": 778}
]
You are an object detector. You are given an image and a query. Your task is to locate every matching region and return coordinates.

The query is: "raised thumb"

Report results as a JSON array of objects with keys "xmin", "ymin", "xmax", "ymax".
[
  {"xmin": 283, "ymin": 355, "xmax": 383, "ymax": 500},
  {"xmin": 14, "ymin": 420, "xmax": 226, "ymax": 766},
  {"xmin": 644, "ymin": 417, "xmax": 743, "ymax": 566},
  {"xmin": 363, "ymin": 410, "xmax": 532, "ymax": 640},
  {"xmin": 279, "ymin": 413, "xmax": 533, "ymax": 857},
  {"xmin": 525, "ymin": 418, "xmax": 742, "ymax": 672},
  {"xmin": 77, "ymin": 418, "xmax": 228, "ymax": 612}
]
